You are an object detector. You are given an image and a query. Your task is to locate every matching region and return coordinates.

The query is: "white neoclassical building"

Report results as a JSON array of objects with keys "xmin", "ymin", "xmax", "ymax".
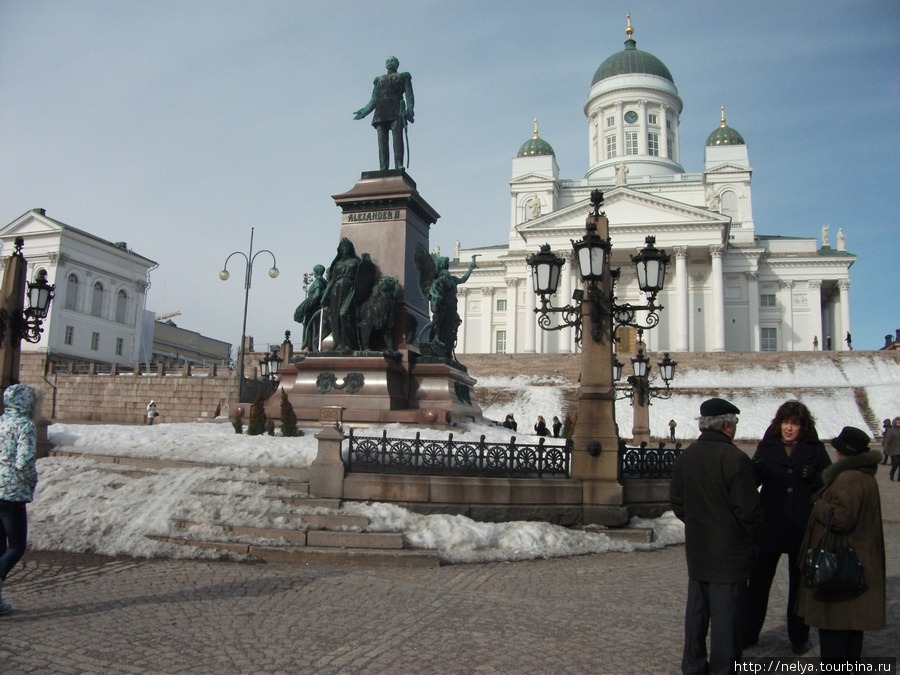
[
  {"xmin": 450, "ymin": 19, "xmax": 855, "ymax": 356},
  {"xmin": 0, "ymin": 208, "xmax": 158, "ymax": 366}
]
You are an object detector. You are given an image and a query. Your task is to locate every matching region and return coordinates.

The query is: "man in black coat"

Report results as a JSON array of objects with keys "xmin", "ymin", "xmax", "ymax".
[{"xmin": 670, "ymin": 398, "xmax": 763, "ymax": 675}]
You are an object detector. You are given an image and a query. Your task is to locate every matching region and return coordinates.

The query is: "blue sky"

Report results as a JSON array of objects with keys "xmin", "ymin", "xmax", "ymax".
[{"xmin": 2, "ymin": 1, "xmax": 898, "ymax": 351}]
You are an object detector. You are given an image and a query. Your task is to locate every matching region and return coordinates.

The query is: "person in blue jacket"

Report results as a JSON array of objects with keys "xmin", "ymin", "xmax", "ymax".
[{"xmin": 0, "ymin": 384, "xmax": 38, "ymax": 616}]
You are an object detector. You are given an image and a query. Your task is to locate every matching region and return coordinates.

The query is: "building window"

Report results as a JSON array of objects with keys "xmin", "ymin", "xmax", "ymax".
[
  {"xmin": 605, "ymin": 135, "xmax": 617, "ymax": 159},
  {"xmin": 64, "ymin": 325, "xmax": 74, "ymax": 345},
  {"xmin": 625, "ymin": 131, "xmax": 638, "ymax": 155},
  {"xmin": 761, "ymin": 327, "xmax": 777, "ymax": 351},
  {"xmin": 91, "ymin": 332, "xmax": 100, "ymax": 351},
  {"xmin": 666, "ymin": 138, "xmax": 673, "ymax": 159},
  {"xmin": 116, "ymin": 337, "xmax": 124, "ymax": 356},
  {"xmin": 648, "ymin": 113, "xmax": 658, "ymax": 125},
  {"xmin": 666, "ymin": 119, "xmax": 672, "ymax": 130},
  {"xmin": 497, "ymin": 298, "xmax": 507, "ymax": 312},
  {"xmin": 496, "ymin": 330, "xmax": 507, "ymax": 354},
  {"xmin": 91, "ymin": 282, "xmax": 104, "ymax": 317},
  {"xmin": 65, "ymin": 274, "xmax": 79, "ymax": 311},
  {"xmin": 760, "ymin": 294, "xmax": 777, "ymax": 307},
  {"xmin": 115, "ymin": 289, "xmax": 128, "ymax": 324},
  {"xmin": 606, "ymin": 116, "xmax": 614, "ymax": 128},
  {"xmin": 648, "ymin": 133, "xmax": 659, "ymax": 157}
]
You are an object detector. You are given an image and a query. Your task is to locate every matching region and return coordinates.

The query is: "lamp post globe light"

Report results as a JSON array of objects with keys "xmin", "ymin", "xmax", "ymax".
[
  {"xmin": 525, "ymin": 190, "xmax": 671, "ymax": 517},
  {"xmin": 219, "ymin": 227, "xmax": 279, "ymax": 403}
]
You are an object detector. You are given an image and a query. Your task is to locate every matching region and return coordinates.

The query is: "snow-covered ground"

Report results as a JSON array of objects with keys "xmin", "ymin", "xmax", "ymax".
[{"xmin": 31, "ymin": 355, "xmax": 899, "ymax": 565}]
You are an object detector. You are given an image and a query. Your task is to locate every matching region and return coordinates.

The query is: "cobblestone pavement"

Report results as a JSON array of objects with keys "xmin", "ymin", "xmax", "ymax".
[{"xmin": 2, "ymin": 470, "xmax": 899, "ymax": 674}]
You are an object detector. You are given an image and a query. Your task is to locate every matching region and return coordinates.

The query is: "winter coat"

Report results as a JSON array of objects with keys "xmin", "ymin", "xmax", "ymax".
[
  {"xmin": 670, "ymin": 429, "xmax": 764, "ymax": 583},
  {"xmin": 795, "ymin": 450, "xmax": 885, "ymax": 631},
  {"xmin": 0, "ymin": 384, "xmax": 38, "ymax": 503},
  {"xmin": 753, "ymin": 434, "xmax": 832, "ymax": 555},
  {"xmin": 882, "ymin": 426, "xmax": 900, "ymax": 457}
]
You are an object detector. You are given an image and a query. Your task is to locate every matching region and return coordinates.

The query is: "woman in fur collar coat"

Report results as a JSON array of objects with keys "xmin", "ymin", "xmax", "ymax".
[{"xmin": 796, "ymin": 427, "xmax": 885, "ymax": 660}]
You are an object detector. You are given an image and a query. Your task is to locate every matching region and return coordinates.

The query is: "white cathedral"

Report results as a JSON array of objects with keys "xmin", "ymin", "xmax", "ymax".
[{"xmin": 449, "ymin": 18, "xmax": 855, "ymax": 356}]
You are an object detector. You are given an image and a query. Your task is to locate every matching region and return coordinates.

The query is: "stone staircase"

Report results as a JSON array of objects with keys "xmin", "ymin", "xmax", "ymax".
[
  {"xmin": 49, "ymin": 449, "xmax": 441, "ymax": 568},
  {"xmin": 467, "ymin": 350, "xmax": 900, "ymax": 438}
]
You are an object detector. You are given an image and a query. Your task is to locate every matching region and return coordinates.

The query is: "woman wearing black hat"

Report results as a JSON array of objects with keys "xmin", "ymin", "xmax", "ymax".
[
  {"xmin": 745, "ymin": 401, "xmax": 831, "ymax": 654},
  {"xmin": 796, "ymin": 427, "xmax": 885, "ymax": 660}
]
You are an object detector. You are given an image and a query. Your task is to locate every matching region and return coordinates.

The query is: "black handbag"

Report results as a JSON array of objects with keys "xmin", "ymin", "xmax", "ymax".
[{"xmin": 804, "ymin": 514, "xmax": 865, "ymax": 593}]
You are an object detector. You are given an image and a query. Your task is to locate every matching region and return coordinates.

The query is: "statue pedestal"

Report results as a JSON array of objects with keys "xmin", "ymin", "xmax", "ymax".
[
  {"xmin": 262, "ymin": 351, "xmax": 482, "ymax": 427},
  {"xmin": 332, "ymin": 170, "xmax": 438, "ymax": 351}
]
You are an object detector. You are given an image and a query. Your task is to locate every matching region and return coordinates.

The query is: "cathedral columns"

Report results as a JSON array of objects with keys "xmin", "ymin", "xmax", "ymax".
[
  {"xmin": 709, "ymin": 245, "xmax": 726, "ymax": 352},
  {"xmin": 524, "ymin": 285, "xmax": 536, "ymax": 353},
  {"xmin": 674, "ymin": 246, "xmax": 689, "ymax": 352},
  {"xmin": 458, "ymin": 288, "xmax": 469, "ymax": 352},
  {"xmin": 481, "ymin": 287, "xmax": 494, "ymax": 353},
  {"xmin": 505, "ymin": 279, "xmax": 518, "ymax": 354},
  {"xmin": 838, "ymin": 279, "xmax": 851, "ymax": 351},
  {"xmin": 780, "ymin": 280, "xmax": 794, "ymax": 351},
  {"xmin": 660, "ymin": 103, "xmax": 669, "ymax": 159},
  {"xmin": 638, "ymin": 100, "xmax": 647, "ymax": 155},
  {"xmin": 559, "ymin": 253, "xmax": 574, "ymax": 353},
  {"xmin": 746, "ymin": 271, "xmax": 760, "ymax": 351},
  {"xmin": 808, "ymin": 280, "xmax": 822, "ymax": 351},
  {"xmin": 615, "ymin": 102, "xmax": 624, "ymax": 158}
]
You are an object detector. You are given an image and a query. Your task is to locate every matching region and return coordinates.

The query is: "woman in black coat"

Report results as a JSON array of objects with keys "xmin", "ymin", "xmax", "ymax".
[{"xmin": 744, "ymin": 400, "xmax": 832, "ymax": 654}]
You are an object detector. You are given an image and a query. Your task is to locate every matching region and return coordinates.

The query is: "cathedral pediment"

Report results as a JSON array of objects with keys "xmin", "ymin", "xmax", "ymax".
[
  {"xmin": 704, "ymin": 162, "xmax": 750, "ymax": 175},
  {"xmin": 517, "ymin": 187, "xmax": 730, "ymax": 246}
]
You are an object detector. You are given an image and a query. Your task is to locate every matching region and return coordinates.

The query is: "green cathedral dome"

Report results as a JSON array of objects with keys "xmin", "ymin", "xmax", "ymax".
[
  {"xmin": 706, "ymin": 107, "xmax": 746, "ymax": 146},
  {"xmin": 591, "ymin": 16, "xmax": 673, "ymax": 86},
  {"xmin": 517, "ymin": 118, "xmax": 555, "ymax": 157}
]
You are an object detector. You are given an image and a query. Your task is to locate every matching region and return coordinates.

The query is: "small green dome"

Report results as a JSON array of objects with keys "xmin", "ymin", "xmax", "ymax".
[
  {"xmin": 591, "ymin": 17, "xmax": 673, "ymax": 86},
  {"xmin": 706, "ymin": 106, "xmax": 745, "ymax": 146},
  {"xmin": 517, "ymin": 118, "xmax": 555, "ymax": 157}
]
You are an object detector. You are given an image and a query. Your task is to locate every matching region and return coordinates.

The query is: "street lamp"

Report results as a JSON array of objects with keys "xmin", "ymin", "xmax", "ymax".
[
  {"xmin": 525, "ymin": 189, "xmax": 670, "ymax": 511},
  {"xmin": 526, "ymin": 195, "xmax": 670, "ymax": 345},
  {"xmin": 219, "ymin": 227, "xmax": 279, "ymax": 403},
  {"xmin": 616, "ymin": 346, "xmax": 677, "ymax": 407},
  {"xmin": 0, "ymin": 239, "xmax": 56, "ymax": 345}
]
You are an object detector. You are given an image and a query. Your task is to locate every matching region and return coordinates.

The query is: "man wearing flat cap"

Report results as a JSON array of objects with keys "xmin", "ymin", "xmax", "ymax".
[{"xmin": 671, "ymin": 398, "xmax": 763, "ymax": 675}]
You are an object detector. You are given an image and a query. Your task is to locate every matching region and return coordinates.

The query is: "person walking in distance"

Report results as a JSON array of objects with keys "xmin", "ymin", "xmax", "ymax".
[
  {"xmin": 146, "ymin": 400, "xmax": 158, "ymax": 425},
  {"xmin": 883, "ymin": 417, "xmax": 900, "ymax": 480},
  {"xmin": 670, "ymin": 398, "xmax": 763, "ymax": 675},
  {"xmin": 0, "ymin": 385, "xmax": 39, "ymax": 615},
  {"xmin": 744, "ymin": 400, "xmax": 831, "ymax": 654}
]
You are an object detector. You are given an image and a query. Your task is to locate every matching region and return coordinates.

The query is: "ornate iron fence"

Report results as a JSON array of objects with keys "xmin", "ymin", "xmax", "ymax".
[
  {"xmin": 619, "ymin": 441, "xmax": 683, "ymax": 479},
  {"xmin": 346, "ymin": 430, "xmax": 572, "ymax": 479}
]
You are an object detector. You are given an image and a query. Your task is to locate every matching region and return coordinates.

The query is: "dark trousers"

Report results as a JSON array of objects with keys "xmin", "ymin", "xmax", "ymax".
[
  {"xmin": 890, "ymin": 455, "xmax": 899, "ymax": 480},
  {"xmin": 682, "ymin": 578, "xmax": 745, "ymax": 675},
  {"xmin": 0, "ymin": 500, "xmax": 28, "ymax": 581},
  {"xmin": 818, "ymin": 629, "xmax": 863, "ymax": 660},
  {"xmin": 745, "ymin": 549, "xmax": 809, "ymax": 647}
]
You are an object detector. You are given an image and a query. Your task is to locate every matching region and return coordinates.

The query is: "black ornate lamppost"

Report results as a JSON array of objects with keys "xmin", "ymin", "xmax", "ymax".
[
  {"xmin": 525, "ymin": 190, "xmax": 670, "ymax": 512},
  {"xmin": 258, "ymin": 345, "xmax": 283, "ymax": 396},
  {"xmin": 613, "ymin": 345, "xmax": 676, "ymax": 407},
  {"xmin": 0, "ymin": 238, "xmax": 56, "ymax": 401},
  {"xmin": 219, "ymin": 228, "xmax": 279, "ymax": 403}
]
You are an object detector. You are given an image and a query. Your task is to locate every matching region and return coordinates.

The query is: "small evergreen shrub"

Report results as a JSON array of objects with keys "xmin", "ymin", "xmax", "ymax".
[
  {"xmin": 247, "ymin": 390, "xmax": 268, "ymax": 436},
  {"xmin": 279, "ymin": 388, "xmax": 301, "ymax": 437}
]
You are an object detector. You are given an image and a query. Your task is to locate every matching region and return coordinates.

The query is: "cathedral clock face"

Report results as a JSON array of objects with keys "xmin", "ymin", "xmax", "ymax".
[{"xmin": 624, "ymin": 111, "xmax": 638, "ymax": 123}]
